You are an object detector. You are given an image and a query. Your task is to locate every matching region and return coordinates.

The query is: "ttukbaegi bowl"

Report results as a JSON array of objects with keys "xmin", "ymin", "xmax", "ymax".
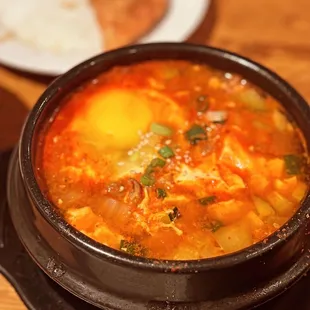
[{"xmin": 6, "ymin": 43, "xmax": 310, "ymax": 310}]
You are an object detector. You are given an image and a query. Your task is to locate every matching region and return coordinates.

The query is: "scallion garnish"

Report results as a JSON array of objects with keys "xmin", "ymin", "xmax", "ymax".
[
  {"xmin": 198, "ymin": 195, "xmax": 216, "ymax": 206},
  {"xmin": 158, "ymin": 145, "xmax": 175, "ymax": 158},
  {"xmin": 145, "ymin": 158, "xmax": 166, "ymax": 175},
  {"xmin": 283, "ymin": 154, "xmax": 301, "ymax": 175},
  {"xmin": 156, "ymin": 188, "xmax": 167, "ymax": 199},
  {"xmin": 150, "ymin": 122, "xmax": 173, "ymax": 137},
  {"xmin": 141, "ymin": 158, "xmax": 166, "ymax": 186},
  {"xmin": 140, "ymin": 174, "xmax": 155, "ymax": 186},
  {"xmin": 184, "ymin": 124, "xmax": 207, "ymax": 145},
  {"xmin": 150, "ymin": 157, "xmax": 166, "ymax": 168},
  {"xmin": 120, "ymin": 240, "xmax": 146, "ymax": 256},
  {"xmin": 168, "ymin": 207, "xmax": 181, "ymax": 222}
]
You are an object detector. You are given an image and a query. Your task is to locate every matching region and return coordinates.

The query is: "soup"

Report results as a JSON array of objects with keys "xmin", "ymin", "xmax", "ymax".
[{"xmin": 36, "ymin": 60, "xmax": 309, "ymax": 260}]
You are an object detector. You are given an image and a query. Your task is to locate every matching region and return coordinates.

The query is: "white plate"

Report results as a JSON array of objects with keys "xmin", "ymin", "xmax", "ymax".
[{"xmin": 0, "ymin": 0, "xmax": 210, "ymax": 76}]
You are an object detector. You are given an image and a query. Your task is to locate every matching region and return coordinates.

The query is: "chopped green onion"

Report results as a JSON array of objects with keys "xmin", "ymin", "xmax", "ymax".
[
  {"xmin": 156, "ymin": 188, "xmax": 167, "ymax": 199},
  {"xmin": 198, "ymin": 195, "xmax": 216, "ymax": 206},
  {"xmin": 284, "ymin": 154, "xmax": 301, "ymax": 175},
  {"xmin": 184, "ymin": 124, "xmax": 207, "ymax": 145},
  {"xmin": 158, "ymin": 145, "xmax": 175, "ymax": 158},
  {"xmin": 168, "ymin": 207, "xmax": 181, "ymax": 222},
  {"xmin": 150, "ymin": 122, "xmax": 173, "ymax": 136},
  {"xmin": 140, "ymin": 174, "xmax": 155, "ymax": 186},
  {"xmin": 120, "ymin": 240, "xmax": 146, "ymax": 256},
  {"xmin": 150, "ymin": 157, "xmax": 166, "ymax": 168},
  {"xmin": 145, "ymin": 165, "xmax": 153, "ymax": 175},
  {"xmin": 196, "ymin": 95, "xmax": 209, "ymax": 112},
  {"xmin": 142, "ymin": 158, "xmax": 166, "ymax": 186},
  {"xmin": 145, "ymin": 158, "xmax": 166, "ymax": 175}
]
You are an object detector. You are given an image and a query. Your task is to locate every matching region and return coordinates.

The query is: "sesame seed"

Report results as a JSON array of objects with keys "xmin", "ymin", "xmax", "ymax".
[
  {"xmin": 165, "ymin": 140, "xmax": 172, "ymax": 145},
  {"xmin": 119, "ymin": 186, "xmax": 125, "ymax": 192},
  {"xmin": 224, "ymin": 72, "xmax": 232, "ymax": 79},
  {"xmin": 48, "ymin": 116, "xmax": 55, "ymax": 123},
  {"xmin": 128, "ymin": 150, "xmax": 134, "ymax": 156},
  {"xmin": 118, "ymin": 162, "xmax": 125, "ymax": 166}
]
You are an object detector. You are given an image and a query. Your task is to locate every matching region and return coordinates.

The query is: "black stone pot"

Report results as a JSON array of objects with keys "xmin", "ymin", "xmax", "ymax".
[{"xmin": 6, "ymin": 43, "xmax": 310, "ymax": 310}]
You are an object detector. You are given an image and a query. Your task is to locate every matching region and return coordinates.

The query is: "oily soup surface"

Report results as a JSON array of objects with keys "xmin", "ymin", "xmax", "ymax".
[{"xmin": 37, "ymin": 61, "xmax": 309, "ymax": 260}]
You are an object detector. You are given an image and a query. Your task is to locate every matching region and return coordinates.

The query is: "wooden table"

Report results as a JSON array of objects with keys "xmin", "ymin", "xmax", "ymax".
[{"xmin": 1, "ymin": 0, "xmax": 310, "ymax": 309}]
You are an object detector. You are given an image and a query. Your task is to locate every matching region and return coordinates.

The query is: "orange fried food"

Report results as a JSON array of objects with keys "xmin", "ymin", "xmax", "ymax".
[{"xmin": 90, "ymin": 0, "xmax": 169, "ymax": 50}]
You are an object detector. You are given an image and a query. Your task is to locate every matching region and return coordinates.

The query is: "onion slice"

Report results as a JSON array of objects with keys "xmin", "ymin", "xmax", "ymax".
[{"xmin": 205, "ymin": 111, "xmax": 228, "ymax": 123}]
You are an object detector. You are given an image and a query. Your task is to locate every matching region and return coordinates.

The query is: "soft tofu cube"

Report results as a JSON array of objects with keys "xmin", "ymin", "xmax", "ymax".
[
  {"xmin": 252, "ymin": 196, "xmax": 275, "ymax": 218},
  {"xmin": 219, "ymin": 136, "xmax": 253, "ymax": 170},
  {"xmin": 266, "ymin": 191, "xmax": 294, "ymax": 216},
  {"xmin": 214, "ymin": 223, "xmax": 253, "ymax": 253},
  {"xmin": 207, "ymin": 200, "xmax": 249, "ymax": 225}
]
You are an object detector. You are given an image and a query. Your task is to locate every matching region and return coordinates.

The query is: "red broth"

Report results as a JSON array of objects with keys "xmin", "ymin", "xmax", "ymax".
[{"xmin": 36, "ymin": 61, "xmax": 309, "ymax": 260}]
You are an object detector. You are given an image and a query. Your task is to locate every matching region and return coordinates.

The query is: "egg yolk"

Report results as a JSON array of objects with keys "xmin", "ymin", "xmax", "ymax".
[{"xmin": 70, "ymin": 88, "xmax": 153, "ymax": 150}]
